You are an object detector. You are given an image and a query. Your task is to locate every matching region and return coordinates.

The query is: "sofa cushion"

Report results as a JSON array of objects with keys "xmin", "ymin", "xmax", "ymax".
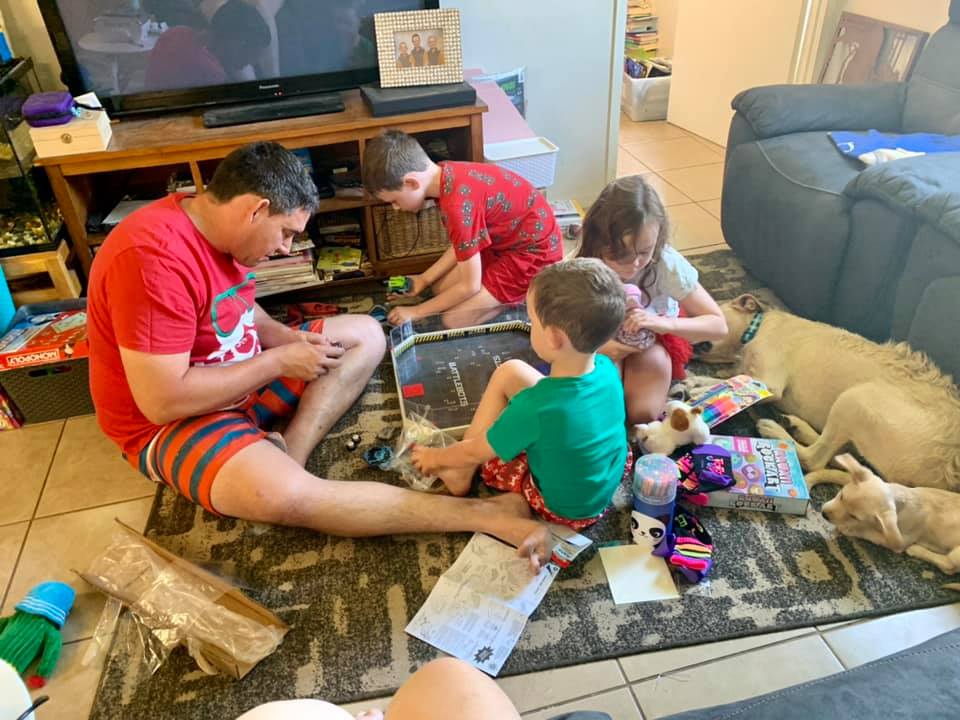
[
  {"xmin": 903, "ymin": 24, "xmax": 960, "ymax": 134},
  {"xmin": 845, "ymin": 152, "xmax": 960, "ymax": 244},
  {"xmin": 832, "ymin": 199, "xmax": 916, "ymax": 341},
  {"xmin": 893, "ymin": 223, "xmax": 960, "ymax": 380},
  {"xmin": 721, "ymin": 133, "xmax": 860, "ymax": 320},
  {"xmin": 732, "ymin": 83, "xmax": 905, "ymax": 139},
  {"xmin": 910, "ymin": 276, "xmax": 960, "ymax": 382},
  {"xmin": 755, "ymin": 131, "xmax": 862, "ymax": 192}
]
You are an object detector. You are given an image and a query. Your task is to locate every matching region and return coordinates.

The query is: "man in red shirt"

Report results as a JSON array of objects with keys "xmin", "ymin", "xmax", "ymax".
[
  {"xmin": 87, "ymin": 142, "xmax": 550, "ymax": 567},
  {"xmin": 362, "ymin": 130, "xmax": 562, "ymax": 326}
]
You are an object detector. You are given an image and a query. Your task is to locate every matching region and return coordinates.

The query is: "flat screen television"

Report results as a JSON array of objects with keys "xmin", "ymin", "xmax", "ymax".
[{"xmin": 38, "ymin": 0, "xmax": 439, "ymax": 117}]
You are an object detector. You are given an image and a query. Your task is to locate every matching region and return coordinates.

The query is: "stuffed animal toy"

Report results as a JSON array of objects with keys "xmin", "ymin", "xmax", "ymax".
[
  {"xmin": 0, "ymin": 582, "xmax": 75, "ymax": 688},
  {"xmin": 634, "ymin": 400, "xmax": 710, "ymax": 455}
]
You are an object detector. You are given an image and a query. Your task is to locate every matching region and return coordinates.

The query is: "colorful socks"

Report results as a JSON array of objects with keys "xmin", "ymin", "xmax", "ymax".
[{"xmin": 667, "ymin": 507, "xmax": 714, "ymax": 584}]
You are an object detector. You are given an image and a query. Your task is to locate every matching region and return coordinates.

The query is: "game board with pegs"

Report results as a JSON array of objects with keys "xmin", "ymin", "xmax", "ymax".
[{"xmin": 389, "ymin": 305, "xmax": 541, "ymax": 437}]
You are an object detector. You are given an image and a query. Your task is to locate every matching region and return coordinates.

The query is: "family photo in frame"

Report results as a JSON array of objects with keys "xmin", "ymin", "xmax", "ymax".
[{"xmin": 374, "ymin": 8, "xmax": 463, "ymax": 87}]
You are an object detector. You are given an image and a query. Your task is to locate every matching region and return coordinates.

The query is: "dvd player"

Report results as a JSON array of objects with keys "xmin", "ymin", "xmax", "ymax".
[{"xmin": 203, "ymin": 93, "xmax": 345, "ymax": 128}]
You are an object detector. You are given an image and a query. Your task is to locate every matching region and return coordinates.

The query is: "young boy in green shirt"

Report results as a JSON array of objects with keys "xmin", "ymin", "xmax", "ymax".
[{"xmin": 413, "ymin": 258, "xmax": 633, "ymax": 530}]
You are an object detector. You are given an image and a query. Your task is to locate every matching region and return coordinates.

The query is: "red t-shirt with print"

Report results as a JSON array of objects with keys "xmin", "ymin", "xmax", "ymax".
[
  {"xmin": 87, "ymin": 194, "xmax": 261, "ymax": 457},
  {"xmin": 437, "ymin": 161, "xmax": 562, "ymax": 302}
]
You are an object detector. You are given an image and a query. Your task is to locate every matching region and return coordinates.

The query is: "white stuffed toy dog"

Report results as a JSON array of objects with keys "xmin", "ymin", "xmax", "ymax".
[{"xmin": 633, "ymin": 400, "xmax": 710, "ymax": 455}]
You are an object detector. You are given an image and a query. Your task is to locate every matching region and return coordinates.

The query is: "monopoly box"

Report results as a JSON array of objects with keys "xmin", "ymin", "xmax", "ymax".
[
  {"xmin": 701, "ymin": 435, "xmax": 810, "ymax": 515},
  {"xmin": 0, "ymin": 299, "xmax": 93, "ymax": 422}
]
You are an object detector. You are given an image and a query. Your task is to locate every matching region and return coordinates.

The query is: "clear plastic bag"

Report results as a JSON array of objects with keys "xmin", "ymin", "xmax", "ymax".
[
  {"xmin": 83, "ymin": 525, "xmax": 286, "ymax": 677},
  {"xmin": 386, "ymin": 410, "xmax": 457, "ymax": 492}
]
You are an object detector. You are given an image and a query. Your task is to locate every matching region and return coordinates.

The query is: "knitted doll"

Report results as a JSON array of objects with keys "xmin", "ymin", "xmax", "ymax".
[{"xmin": 0, "ymin": 582, "xmax": 75, "ymax": 688}]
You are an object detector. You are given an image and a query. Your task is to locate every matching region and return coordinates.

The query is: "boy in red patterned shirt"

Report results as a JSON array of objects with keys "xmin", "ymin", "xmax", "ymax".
[{"xmin": 362, "ymin": 130, "xmax": 563, "ymax": 325}]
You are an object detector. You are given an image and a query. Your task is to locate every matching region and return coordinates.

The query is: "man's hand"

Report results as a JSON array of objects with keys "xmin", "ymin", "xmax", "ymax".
[
  {"xmin": 296, "ymin": 329, "xmax": 337, "ymax": 347},
  {"xmin": 387, "ymin": 273, "xmax": 428, "ymax": 301},
  {"xmin": 388, "ymin": 304, "xmax": 421, "ymax": 326},
  {"xmin": 278, "ymin": 338, "xmax": 344, "ymax": 380}
]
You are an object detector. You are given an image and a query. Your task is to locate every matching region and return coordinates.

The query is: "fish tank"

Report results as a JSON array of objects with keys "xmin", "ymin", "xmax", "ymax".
[{"xmin": 0, "ymin": 57, "xmax": 63, "ymax": 258}]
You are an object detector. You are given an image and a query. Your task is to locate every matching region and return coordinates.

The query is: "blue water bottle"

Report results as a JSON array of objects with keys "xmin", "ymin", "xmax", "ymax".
[
  {"xmin": 0, "ymin": 266, "xmax": 15, "ymax": 335},
  {"xmin": 631, "ymin": 454, "xmax": 679, "ymax": 556}
]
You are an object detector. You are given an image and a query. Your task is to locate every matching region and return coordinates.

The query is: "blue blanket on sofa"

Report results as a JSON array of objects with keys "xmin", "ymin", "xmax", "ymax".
[{"xmin": 831, "ymin": 130, "xmax": 960, "ymax": 165}]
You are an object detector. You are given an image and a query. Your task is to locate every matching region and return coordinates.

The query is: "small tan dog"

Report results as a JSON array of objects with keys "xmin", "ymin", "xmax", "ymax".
[
  {"xmin": 693, "ymin": 293, "xmax": 960, "ymax": 491},
  {"xmin": 823, "ymin": 454, "xmax": 960, "ymax": 575}
]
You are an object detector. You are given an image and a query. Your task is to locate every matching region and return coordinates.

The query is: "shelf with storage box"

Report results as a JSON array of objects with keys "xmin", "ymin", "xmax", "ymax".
[
  {"xmin": 0, "ymin": 57, "xmax": 78, "ymax": 303},
  {"xmin": 36, "ymin": 89, "xmax": 486, "ymax": 297}
]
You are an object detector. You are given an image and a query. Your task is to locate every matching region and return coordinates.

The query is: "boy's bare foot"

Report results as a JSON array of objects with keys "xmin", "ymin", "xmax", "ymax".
[
  {"xmin": 516, "ymin": 524, "xmax": 552, "ymax": 573},
  {"xmin": 438, "ymin": 465, "xmax": 475, "ymax": 496},
  {"xmin": 478, "ymin": 494, "xmax": 552, "ymax": 572}
]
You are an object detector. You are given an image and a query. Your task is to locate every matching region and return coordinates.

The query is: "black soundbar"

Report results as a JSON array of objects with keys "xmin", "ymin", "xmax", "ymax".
[{"xmin": 202, "ymin": 93, "xmax": 346, "ymax": 128}]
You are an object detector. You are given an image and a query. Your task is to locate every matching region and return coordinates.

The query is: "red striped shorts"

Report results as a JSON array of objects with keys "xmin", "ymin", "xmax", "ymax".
[
  {"xmin": 128, "ymin": 321, "xmax": 322, "ymax": 514},
  {"xmin": 480, "ymin": 446, "xmax": 634, "ymax": 530}
]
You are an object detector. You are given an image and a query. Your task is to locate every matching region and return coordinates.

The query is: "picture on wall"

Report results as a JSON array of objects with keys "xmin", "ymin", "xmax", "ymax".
[
  {"xmin": 820, "ymin": 13, "xmax": 928, "ymax": 85},
  {"xmin": 375, "ymin": 8, "xmax": 462, "ymax": 88}
]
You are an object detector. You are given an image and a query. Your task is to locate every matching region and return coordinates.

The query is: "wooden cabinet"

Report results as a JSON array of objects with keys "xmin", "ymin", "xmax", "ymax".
[{"xmin": 36, "ymin": 90, "xmax": 485, "ymax": 291}]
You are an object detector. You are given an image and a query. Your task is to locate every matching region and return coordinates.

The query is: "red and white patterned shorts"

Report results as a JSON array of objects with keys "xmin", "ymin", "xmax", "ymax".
[{"xmin": 480, "ymin": 447, "xmax": 634, "ymax": 530}]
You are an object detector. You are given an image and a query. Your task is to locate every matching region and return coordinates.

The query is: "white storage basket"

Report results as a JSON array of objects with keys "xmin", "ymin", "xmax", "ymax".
[
  {"xmin": 484, "ymin": 137, "xmax": 558, "ymax": 188},
  {"xmin": 621, "ymin": 72, "xmax": 671, "ymax": 122}
]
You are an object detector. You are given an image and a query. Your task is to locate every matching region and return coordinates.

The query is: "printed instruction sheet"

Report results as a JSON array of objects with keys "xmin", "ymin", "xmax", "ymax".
[{"xmin": 406, "ymin": 526, "xmax": 591, "ymax": 675}]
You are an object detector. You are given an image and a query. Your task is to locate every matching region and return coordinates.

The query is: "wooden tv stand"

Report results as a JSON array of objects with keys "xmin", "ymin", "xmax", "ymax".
[{"xmin": 37, "ymin": 89, "xmax": 486, "ymax": 289}]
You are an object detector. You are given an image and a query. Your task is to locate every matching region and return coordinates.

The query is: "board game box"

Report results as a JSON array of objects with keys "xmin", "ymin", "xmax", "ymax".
[
  {"xmin": 700, "ymin": 435, "xmax": 809, "ymax": 515},
  {"xmin": 0, "ymin": 306, "xmax": 88, "ymax": 371},
  {"xmin": 389, "ymin": 305, "xmax": 539, "ymax": 437}
]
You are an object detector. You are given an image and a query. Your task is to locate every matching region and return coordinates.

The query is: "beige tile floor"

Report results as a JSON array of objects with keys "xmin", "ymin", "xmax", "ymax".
[{"xmin": 3, "ymin": 118, "xmax": 959, "ymax": 719}]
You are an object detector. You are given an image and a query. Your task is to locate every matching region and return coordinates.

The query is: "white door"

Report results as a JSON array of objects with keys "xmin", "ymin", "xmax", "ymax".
[{"xmin": 667, "ymin": 0, "xmax": 811, "ymax": 145}]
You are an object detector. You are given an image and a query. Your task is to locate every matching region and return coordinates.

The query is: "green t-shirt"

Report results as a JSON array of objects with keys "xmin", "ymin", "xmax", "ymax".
[{"xmin": 486, "ymin": 354, "xmax": 628, "ymax": 519}]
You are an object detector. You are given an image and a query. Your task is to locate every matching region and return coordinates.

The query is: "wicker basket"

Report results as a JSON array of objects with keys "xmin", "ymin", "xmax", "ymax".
[{"xmin": 373, "ymin": 205, "xmax": 447, "ymax": 260}]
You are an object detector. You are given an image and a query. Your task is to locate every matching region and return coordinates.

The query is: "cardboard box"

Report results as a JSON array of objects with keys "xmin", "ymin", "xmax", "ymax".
[
  {"xmin": 29, "ymin": 92, "xmax": 112, "ymax": 158},
  {"xmin": 78, "ymin": 520, "xmax": 288, "ymax": 680},
  {"xmin": 701, "ymin": 435, "xmax": 810, "ymax": 515}
]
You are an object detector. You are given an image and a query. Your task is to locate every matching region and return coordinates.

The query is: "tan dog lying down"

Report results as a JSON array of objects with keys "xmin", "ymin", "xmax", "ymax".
[
  {"xmin": 694, "ymin": 294, "xmax": 960, "ymax": 491},
  {"xmin": 823, "ymin": 454, "xmax": 960, "ymax": 575}
]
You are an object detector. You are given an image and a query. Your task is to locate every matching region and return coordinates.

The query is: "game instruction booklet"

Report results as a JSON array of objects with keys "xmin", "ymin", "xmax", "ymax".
[{"xmin": 406, "ymin": 526, "xmax": 592, "ymax": 676}]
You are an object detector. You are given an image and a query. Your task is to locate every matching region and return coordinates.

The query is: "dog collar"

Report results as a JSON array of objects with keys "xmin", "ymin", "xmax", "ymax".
[{"xmin": 740, "ymin": 312, "xmax": 764, "ymax": 344}]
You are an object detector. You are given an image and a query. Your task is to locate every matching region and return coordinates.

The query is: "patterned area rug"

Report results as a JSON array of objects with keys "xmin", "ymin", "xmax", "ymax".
[{"xmin": 90, "ymin": 250, "xmax": 959, "ymax": 719}]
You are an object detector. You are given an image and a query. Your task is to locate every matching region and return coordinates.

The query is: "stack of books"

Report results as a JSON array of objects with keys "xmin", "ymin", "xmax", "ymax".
[
  {"xmin": 625, "ymin": 0, "xmax": 658, "ymax": 59},
  {"xmin": 254, "ymin": 236, "xmax": 319, "ymax": 297},
  {"xmin": 316, "ymin": 216, "xmax": 362, "ymax": 247},
  {"xmin": 315, "ymin": 245, "xmax": 365, "ymax": 282}
]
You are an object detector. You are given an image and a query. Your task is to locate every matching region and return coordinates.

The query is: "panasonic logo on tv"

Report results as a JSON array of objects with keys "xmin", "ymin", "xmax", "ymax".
[{"xmin": 258, "ymin": 84, "xmax": 281, "ymax": 90}]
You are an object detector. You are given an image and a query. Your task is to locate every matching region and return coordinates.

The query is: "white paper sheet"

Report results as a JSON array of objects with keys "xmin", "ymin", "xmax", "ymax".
[
  {"xmin": 104, "ymin": 200, "xmax": 153, "ymax": 226},
  {"xmin": 599, "ymin": 544, "xmax": 679, "ymax": 605},
  {"xmin": 406, "ymin": 529, "xmax": 591, "ymax": 675}
]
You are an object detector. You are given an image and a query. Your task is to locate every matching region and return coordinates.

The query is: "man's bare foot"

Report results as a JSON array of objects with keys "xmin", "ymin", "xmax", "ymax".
[
  {"xmin": 438, "ymin": 465, "xmax": 475, "ymax": 496},
  {"xmin": 485, "ymin": 492, "xmax": 532, "ymax": 519}
]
